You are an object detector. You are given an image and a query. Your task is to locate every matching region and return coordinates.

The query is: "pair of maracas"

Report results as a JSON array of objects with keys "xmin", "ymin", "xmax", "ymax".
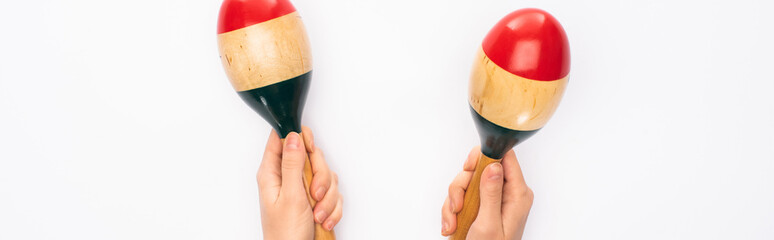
[{"xmin": 216, "ymin": 0, "xmax": 570, "ymax": 239}]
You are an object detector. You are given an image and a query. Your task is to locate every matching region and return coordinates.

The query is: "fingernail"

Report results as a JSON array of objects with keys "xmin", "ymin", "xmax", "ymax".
[
  {"xmin": 488, "ymin": 163, "xmax": 503, "ymax": 180},
  {"xmin": 314, "ymin": 210, "xmax": 328, "ymax": 223},
  {"xmin": 324, "ymin": 219, "xmax": 335, "ymax": 230},
  {"xmin": 315, "ymin": 187, "xmax": 327, "ymax": 201},
  {"xmin": 442, "ymin": 221, "xmax": 449, "ymax": 234},
  {"xmin": 286, "ymin": 132, "xmax": 300, "ymax": 150}
]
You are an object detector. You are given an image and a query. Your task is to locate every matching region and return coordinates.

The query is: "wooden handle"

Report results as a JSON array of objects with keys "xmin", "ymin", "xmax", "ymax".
[
  {"xmin": 280, "ymin": 134, "xmax": 335, "ymax": 240},
  {"xmin": 450, "ymin": 153, "xmax": 500, "ymax": 240}
]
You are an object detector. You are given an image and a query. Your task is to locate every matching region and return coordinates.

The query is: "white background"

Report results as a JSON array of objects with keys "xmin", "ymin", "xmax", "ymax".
[{"xmin": 1, "ymin": 0, "xmax": 773, "ymax": 239}]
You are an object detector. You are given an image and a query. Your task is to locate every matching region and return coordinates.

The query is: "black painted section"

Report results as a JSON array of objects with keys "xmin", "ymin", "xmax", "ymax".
[
  {"xmin": 238, "ymin": 71, "xmax": 311, "ymax": 137},
  {"xmin": 470, "ymin": 106, "xmax": 539, "ymax": 159}
]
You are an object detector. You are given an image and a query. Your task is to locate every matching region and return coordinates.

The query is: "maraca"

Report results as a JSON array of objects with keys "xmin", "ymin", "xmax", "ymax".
[
  {"xmin": 216, "ymin": 0, "xmax": 334, "ymax": 239},
  {"xmin": 452, "ymin": 8, "xmax": 570, "ymax": 239}
]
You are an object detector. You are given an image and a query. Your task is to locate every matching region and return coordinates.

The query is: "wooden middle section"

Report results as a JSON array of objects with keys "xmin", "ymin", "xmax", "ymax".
[
  {"xmin": 218, "ymin": 12, "xmax": 312, "ymax": 92},
  {"xmin": 469, "ymin": 48, "xmax": 568, "ymax": 131}
]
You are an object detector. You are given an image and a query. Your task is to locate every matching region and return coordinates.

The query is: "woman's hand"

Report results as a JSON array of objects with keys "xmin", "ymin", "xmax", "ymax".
[
  {"xmin": 257, "ymin": 126, "xmax": 342, "ymax": 240},
  {"xmin": 441, "ymin": 147, "xmax": 534, "ymax": 240}
]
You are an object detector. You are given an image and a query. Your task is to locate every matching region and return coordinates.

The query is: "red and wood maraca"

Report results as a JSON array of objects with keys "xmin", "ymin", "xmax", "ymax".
[
  {"xmin": 452, "ymin": 8, "xmax": 570, "ymax": 239},
  {"xmin": 217, "ymin": 0, "xmax": 334, "ymax": 239}
]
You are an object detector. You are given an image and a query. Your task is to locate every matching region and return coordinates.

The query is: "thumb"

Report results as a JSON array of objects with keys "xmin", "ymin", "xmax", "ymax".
[
  {"xmin": 475, "ymin": 162, "xmax": 504, "ymax": 229},
  {"xmin": 280, "ymin": 132, "xmax": 308, "ymax": 199}
]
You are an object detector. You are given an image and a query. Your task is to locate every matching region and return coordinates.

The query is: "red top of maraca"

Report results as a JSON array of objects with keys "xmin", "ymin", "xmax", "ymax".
[
  {"xmin": 482, "ymin": 8, "xmax": 570, "ymax": 81},
  {"xmin": 217, "ymin": 0, "xmax": 297, "ymax": 34}
]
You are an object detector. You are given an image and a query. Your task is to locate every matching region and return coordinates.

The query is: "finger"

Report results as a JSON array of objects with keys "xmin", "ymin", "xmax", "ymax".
[
  {"xmin": 463, "ymin": 146, "xmax": 481, "ymax": 171},
  {"xmin": 501, "ymin": 150, "xmax": 532, "ymax": 210},
  {"xmin": 501, "ymin": 150, "xmax": 526, "ymax": 187},
  {"xmin": 474, "ymin": 162, "xmax": 504, "ymax": 231},
  {"xmin": 501, "ymin": 150, "xmax": 534, "ymax": 237},
  {"xmin": 309, "ymin": 147, "xmax": 332, "ymax": 201},
  {"xmin": 313, "ymin": 177, "xmax": 339, "ymax": 224},
  {"xmin": 257, "ymin": 130, "xmax": 282, "ymax": 199},
  {"xmin": 448, "ymin": 170, "xmax": 473, "ymax": 214},
  {"xmin": 323, "ymin": 195, "xmax": 343, "ymax": 231},
  {"xmin": 301, "ymin": 125, "xmax": 315, "ymax": 153},
  {"xmin": 441, "ymin": 197, "xmax": 457, "ymax": 236},
  {"xmin": 279, "ymin": 132, "xmax": 308, "ymax": 199}
]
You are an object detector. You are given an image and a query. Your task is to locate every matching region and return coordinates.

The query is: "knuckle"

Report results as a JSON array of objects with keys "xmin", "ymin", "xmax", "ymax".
[
  {"xmin": 518, "ymin": 186, "xmax": 533, "ymax": 198},
  {"xmin": 255, "ymin": 171, "xmax": 267, "ymax": 185},
  {"xmin": 524, "ymin": 187, "xmax": 534, "ymax": 204},
  {"xmin": 326, "ymin": 197, "xmax": 337, "ymax": 208},
  {"xmin": 511, "ymin": 185, "xmax": 534, "ymax": 206},
  {"xmin": 512, "ymin": 183, "xmax": 530, "ymax": 195}
]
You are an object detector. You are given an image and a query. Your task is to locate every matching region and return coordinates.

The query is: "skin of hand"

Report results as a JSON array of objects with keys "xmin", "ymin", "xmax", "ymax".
[
  {"xmin": 257, "ymin": 126, "xmax": 343, "ymax": 240},
  {"xmin": 441, "ymin": 147, "xmax": 534, "ymax": 240}
]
